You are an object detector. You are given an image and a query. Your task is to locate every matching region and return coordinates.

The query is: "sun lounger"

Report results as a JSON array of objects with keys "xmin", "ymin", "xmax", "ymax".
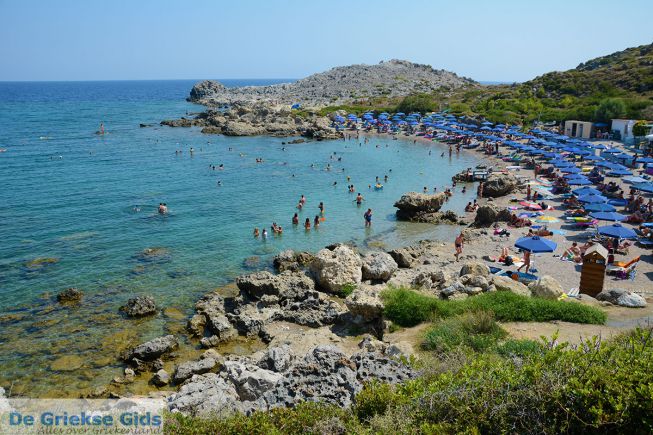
[{"xmin": 606, "ymin": 256, "xmax": 640, "ymax": 278}]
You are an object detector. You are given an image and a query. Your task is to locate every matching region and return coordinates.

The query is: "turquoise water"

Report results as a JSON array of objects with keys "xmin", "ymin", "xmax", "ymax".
[{"xmin": 0, "ymin": 80, "xmax": 479, "ymax": 396}]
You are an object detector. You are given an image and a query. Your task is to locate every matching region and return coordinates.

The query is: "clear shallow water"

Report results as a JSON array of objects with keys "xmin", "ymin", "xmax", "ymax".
[{"xmin": 0, "ymin": 80, "xmax": 479, "ymax": 396}]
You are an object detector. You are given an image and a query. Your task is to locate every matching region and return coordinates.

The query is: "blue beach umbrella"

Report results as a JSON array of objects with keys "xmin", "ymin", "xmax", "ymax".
[
  {"xmin": 623, "ymin": 176, "xmax": 647, "ymax": 184},
  {"xmin": 602, "ymin": 148, "xmax": 621, "ymax": 154},
  {"xmin": 577, "ymin": 194, "xmax": 608, "ymax": 204},
  {"xmin": 597, "ymin": 223, "xmax": 637, "ymax": 239},
  {"xmin": 637, "ymin": 157, "xmax": 653, "ymax": 164},
  {"xmin": 607, "ymin": 168, "xmax": 633, "ymax": 176},
  {"xmin": 515, "ymin": 236, "xmax": 557, "ymax": 253},
  {"xmin": 582, "ymin": 155, "xmax": 603, "ymax": 161},
  {"xmin": 572, "ymin": 187, "xmax": 601, "ymax": 196},
  {"xmin": 632, "ymin": 182, "xmax": 653, "ymax": 193},
  {"xmin": 561, "ymin": 167, "xmax": 581, "ymax": 174},
  {"xmin": 567, "ymin": 177, "xmax": 592, "ymax": 185},
  {"xmin": 584, "ymin": 203, "xmax": 616, "ymax": 212},
  {"xmin": 589, "ymin": 211, "xmax": 626, "ymax": 222}
]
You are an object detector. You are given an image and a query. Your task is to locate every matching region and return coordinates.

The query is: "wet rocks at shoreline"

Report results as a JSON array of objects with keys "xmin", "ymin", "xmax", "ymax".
[
  {"xmin": 120, "ymin": 295, "xmax": 157, "ymax": 317},
  {"xmin": 481, "ymin": 173, "xmax": 519, "ymax": 198},
  {"xmin": 57, "ymin": 288, "xmax": 83, "ymax": 304}
]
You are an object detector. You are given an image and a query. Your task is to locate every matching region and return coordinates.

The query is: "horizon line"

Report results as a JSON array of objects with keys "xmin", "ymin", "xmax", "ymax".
[{"xmin": 0, "ymin": 78, "xmax": 520, "ymax": 85}]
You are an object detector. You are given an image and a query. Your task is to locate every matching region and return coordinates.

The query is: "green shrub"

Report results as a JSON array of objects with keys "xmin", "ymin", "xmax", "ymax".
[
  {"xmin": 382, "ymin": 288, "xmax": 606, "ymax": 327},
  {"xmin": 423, "ymin": 311, "xmax": 507, "ymax": 353},
  {"xmin": 338, "ymin": 283, "xmax": 356, "ymax": 298},
  {"xmin": 454, "ymin": 291, "xmax": 607, "ymax": 324},
  {"xmin": 495, "ymin": 338, "xmax": 542, "ymax": 357},
  {"xmin": 381, "ymin": 287, "xmax": 442, "ymax": 327}
]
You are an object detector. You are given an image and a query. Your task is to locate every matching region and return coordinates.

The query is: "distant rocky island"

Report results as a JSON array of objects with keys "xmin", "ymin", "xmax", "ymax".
[
  {"xmin": 188, "ymin": 59, "xmax": 476, "ymax": 107},
  {"xmin": 160, "ymin": 59, "xmax": 475, "ymax": 138}
]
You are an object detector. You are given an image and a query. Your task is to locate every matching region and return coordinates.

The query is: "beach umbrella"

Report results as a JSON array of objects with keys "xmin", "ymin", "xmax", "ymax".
[
  {"xmin": 567, "ymin": 177, "xmax": 592, "ymax": 185},
  {"xmin": 637, "ymin": 157, "xmax": 653, "ymax": 164},
  {"xmin": 481, "ymin": 121, "xmax": 493, "ymax": 125},
  {"xmin": 589, "ymin": 211, "xmax": 626, "ymax": 222},
  {"xmin": 572, "ymin": 187, "xmax": 601, "ymax": 196},
  {"xmin": 582, "ymin": 155, "xmax": 603, "ymax": 161},
  {"xmin": 607, "ymin": 168, "xmax": 632, "ymax": 176},
  {"xmin": 597, "ymin": 223, "xmax": 637, "ymax": 239},
  {"xmin": 515, "ymin": 236, "xmax": 557, "ymax": 253},
  {"xmin": 623, "ymin": 176, "xmax": 647, "ymax": 184},
  {"xmin": 632, "ymin": 182, "xmax": 653, "ymax": 193},
  {"xmin": 561, "ymin": 167, "xmax": 581, "ymax": 174},
  {"xmin": 553, "ymin": 161, "xmax": 575, "ymax": 168},
  {"xmin": 592, "ymin": 144, "xmax": 607, "ymax": 149},
  {"xmin": 602, "ymin": 148, "xmax": 621, "ymax": 154},
  {"xmin": 519, "ymin": 201, "xmax": 542, "ymax": 210},
  {"xmin": 480, "ymin": 126, "xmax": 491, "ymax": 131},
  {"xmin": 577, "ymin": 194, "xmax": 608, "ymax": 204},
  {"xmin": 584, "ymin": 203, "xmax": 616, "ymax": 212}
]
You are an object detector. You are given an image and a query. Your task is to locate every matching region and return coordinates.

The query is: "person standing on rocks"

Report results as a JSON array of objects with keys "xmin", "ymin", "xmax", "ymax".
[{"xmin": 454, "ymin": 232, "xmax": 464, "ymax": 261}]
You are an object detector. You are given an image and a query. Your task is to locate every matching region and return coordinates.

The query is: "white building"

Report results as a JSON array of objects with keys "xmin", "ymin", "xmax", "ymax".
[{"xmin": 610, "ymin": 119, "xmax": 637, "ymax": 141}]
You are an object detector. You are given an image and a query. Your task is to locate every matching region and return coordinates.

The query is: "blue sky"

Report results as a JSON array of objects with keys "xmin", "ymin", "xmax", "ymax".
[{"xmin": 0, "ymin": 0, "xmax": 650, "ymax": 82}]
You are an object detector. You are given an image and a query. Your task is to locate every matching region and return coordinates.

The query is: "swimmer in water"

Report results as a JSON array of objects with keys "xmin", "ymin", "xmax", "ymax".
[
  {"xmin": 314, "ymin": 215, "xmax": 320, "ymax": 228},
  {"xmin": 304, "ymin": 218, "xmax": 311, "ymax": 230},
  {"xmin": 292, "ymin": 213, "xmax": 299, "ymax": 225},
  {"xmin": 318, "ymin": 202, "xmax": 324, "ymax": 214},
  {"xmin": 253, "ymin": 228, "xmax": 260, "ymax": 237},
  {"xmin": 355, "ymin": 193, "xmax": 364, "ymax": 205},
  {"xmin": 364, "ymin": 208, "xmax": 372, "ymax": 227},
  {"xmin": 299, "ymin": 195, "xmax": 306, "ymax": 205},
  {"xmin": 158, "ymin": 203, "xmax": 168, "ymax": 214},
  {"xmin": 262, "ymin": 229, "xmax": 268, "ymax": 239}
]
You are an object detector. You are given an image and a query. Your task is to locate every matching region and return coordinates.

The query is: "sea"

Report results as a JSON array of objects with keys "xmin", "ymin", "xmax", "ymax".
[{"xmin": 0, "ymin": 79, "xmax": 480, "ymax": 396}]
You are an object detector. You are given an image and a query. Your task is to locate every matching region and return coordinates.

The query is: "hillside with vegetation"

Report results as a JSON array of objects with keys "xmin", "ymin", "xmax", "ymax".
[{"xmin": 318, "ymin": 42, "xmax": 653, "ymax": 125}]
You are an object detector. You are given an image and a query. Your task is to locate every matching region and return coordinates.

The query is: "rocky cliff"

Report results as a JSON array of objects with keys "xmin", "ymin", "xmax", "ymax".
[{"xmin": 189, "ymin": 59, "xmax": 476, "ymax": 107}]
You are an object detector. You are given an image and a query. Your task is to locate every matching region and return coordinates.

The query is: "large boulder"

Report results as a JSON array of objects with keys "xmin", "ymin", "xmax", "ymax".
[
  {"xmin": 222, "ymin": 360, "xmax": 284, "ymax": 401},
  {"xmin": 389, "ymin": 240, "xmax": 441, "ymax": 268},
  {"xmin": 273, "ymin": 250, "xmax": 315, "ymax": 272},
  {"xmin": 236, "ymin": 271, "xmax": 315, "ymax": 301},
  {"xmin": 174, "ymin": 358, "xmax": 218, "ymax": 384},
  {"xmin": 482, "ymin": 173, "xmax": 518, "ymax": 198},
  {"xmin": 120, "ymin": 295, "xmax": 157, "ymax": 317},
  {"xmin": 167, "ymin": 373, "xmax": 240, "ymax": 415},
  {"xmin": 411, "ymin": 268, "xmax": 449, "ymax": 291},
  {"xmin": 310, "ymin": 246, "xmax": 362, "ymax": 294},
  {"xmin": 528, "ymin": 276, "xmax": 564, "ymax": 300},
  {"xmin": 257, "ymin": 345, "xmax": 295, "ymax": 373},
  {"xmin": 352, "ymin": 352, "xmax": 415, "ymax": 384},
  {"xmin": 126, "ymin": 335, "xmax": 178, "ymax": 361},
  {"xmin": 394, "ymin": 192, "xmax": 447, "ymax": 221},
  {"xmin": 344, "ymin": 288, "xmax": 384, "ymax": 322},
  {"xmin": 596, "ymin": 289, "xmax": 647, "ymax": 308},
  {"xmin": 194, "ymin": 292, "xmax": 237, "ymax": 342},
  {"xmin": 280, "ymin": 293, "xmax": 341, "ymax": 327},
  {"xmin": 459, "ymin": 262, "xmax": 490, "ymax": 277},
  {"xmin": 263, "ymin": 345, "xmax": 361, "ymax": 409},
  {"xmin": 189, "ymin": 80, "xmax": 227, "ymax": 102},
  {"xmin": 474, "ymin": 205, "xmax": 512, "ymax": 226},
  {"xmin": 361, "ymin": 252, "xmax": 398, "ymax": 281},
  {"xmin": 492, "ymin": 275, "xmax": 531, "ymax": 297},
  {"xmin": 222, "ymin": 121, "xmax": 267, "ymax": 136}
]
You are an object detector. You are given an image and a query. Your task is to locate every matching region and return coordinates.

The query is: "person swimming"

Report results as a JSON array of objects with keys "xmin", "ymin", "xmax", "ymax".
[
  {"xmin": 304, "ymin": 218, "xmax": 311, "ymax": 230},
  {"xmin": 158, "ymin": 203, "xmax": 168, "ymax": 214},
  {"xmin": 314, "ymin": 215, "xmax": 320, "ymax": 228},
  {"xmin": 292, "ymin": 213, "xmax": 299, "ymax": 224},
  {"xmin": 318, "ymin": 202, "xmax": 324, "ymax": 214},
  {"xmin": 262, "ymin": 228, "xmax": 268, "ymax": 239},
  {"xmin": 356, "ymin": 193, "xmax": 364, "ymax": 205},
  {"xmin": 253, "ymin": 228, "xmax": 260, "ymax": 237}
]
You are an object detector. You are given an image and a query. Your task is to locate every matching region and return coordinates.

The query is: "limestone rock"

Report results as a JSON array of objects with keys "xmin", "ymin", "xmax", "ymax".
[
  {"xmin": 120, "ymin": 295, "xmax": 157, "ymax": 317},
  {"xmin": 474, "ymin": 204, "xmax": 512, "ymax": 226},
  {"xmin": 257, "ymin": 345, "xmax": 295, "ymax": 373},
  {"xmin": 280, "ymin": 293, "xmax": 341, "ymax": 327},
  {"xmin": 168, "ymin": 373, "xmax": 239, "ymax": 416},
  {"xmin": 394, "ymin": 192, "xmax": 446, "ymax": 221},
  {"xmin": 529, "ymin": 275, "xmax": 564, "ymax": 300},
  {"xmin": 344, "ymin": 289, "xmax": 384, "ymax": 322},
  {"xmin": 352, "ymin": 351, "xmax": 415, "ymax": 384},
  {"xmin": 273, "ymin": 250, "xmax": 315, "ymax": 272},
  {"xmin": 174, "ymin": 358, "xmax": 217, "ymax": 384},
  {"xmin": 310, "ymin": 246, "xmax": 362, "ymax": 294},
  {"xmin": 187, "ymin": 314, "xmax": 207, "ymax": 337},
  {"xmin": 357, "ymin": 335, "xmax": 387, "ymax": 353},
  {"xmin": 222, "ymin": 360, "xmax": 283, "ymax": 401},
  {"xmin": 235, "ymin": 271, "xmax": 315, "ymax": 301},
  {"xmin": 492, "ymin": 275, "xmax": 531, "ymax": 297},
  {"xmin": 361, "ymin": 252, "xmax": 398, "ymax": 281},
  {"xmin": 152, "ymin": 369, "xmax": 170, "ymax": 387},
  {"xmin": 596, "ymin": 289, "xmax": 647, "ymax": 308},
  {"xmin": 127, "ymin": 335, "xmax": 178, "ymax": 361},
  {"xmin": 57, "ymin": 288, "xmax": 83, "ymax": 304},
  {"xmin": 482, "ymin": 173, "xmax": 518, "ymax": 198},
  {"xmin": 459, "ymin": 262, "xmax": 490, "ymax": 277}
]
